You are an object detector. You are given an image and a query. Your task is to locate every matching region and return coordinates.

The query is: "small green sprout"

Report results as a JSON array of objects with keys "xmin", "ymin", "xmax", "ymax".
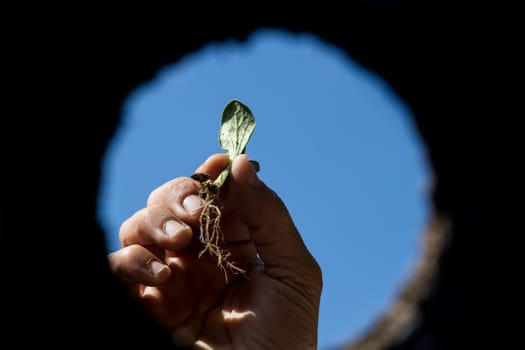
[
  {"xmin": 191, "ymin": 99, "xmax": 258, "ymax": 282},
  {"xmin": 213, "ymin": 99, "xmax": 259, "ymax": 188}
]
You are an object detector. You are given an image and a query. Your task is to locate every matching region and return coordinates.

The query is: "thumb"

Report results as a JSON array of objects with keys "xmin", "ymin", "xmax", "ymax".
[{"xmin": 228, "ymin": 155, "xmax": 321, "ymax": 282}]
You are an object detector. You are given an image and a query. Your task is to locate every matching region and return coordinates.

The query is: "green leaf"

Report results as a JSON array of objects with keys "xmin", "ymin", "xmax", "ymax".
[
  {"xmin": 219, "ymin": 99, "xmax": 256, "ymax": 159},
  {"xmin": 213, "ymin": 100, "xmax": 259, "ymax": 188}
]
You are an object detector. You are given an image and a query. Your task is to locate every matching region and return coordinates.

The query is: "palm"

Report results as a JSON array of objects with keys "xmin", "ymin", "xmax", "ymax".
[
  {"xmin": 155, "ymin": 251, "xmax": 308, "ymax": 349},
  {"xmin": 199, "ymin": 271, "xmax": 307, "ymax": 349},
  {"xmin": 147, "ymin": 209, "xmax": 309, "ymax": 348}
]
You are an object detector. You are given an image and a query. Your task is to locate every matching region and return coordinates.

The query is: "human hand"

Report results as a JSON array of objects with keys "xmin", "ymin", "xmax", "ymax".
[{"xmin": 108, "ymin": 153, "xmax": 322, "ymax": 349}]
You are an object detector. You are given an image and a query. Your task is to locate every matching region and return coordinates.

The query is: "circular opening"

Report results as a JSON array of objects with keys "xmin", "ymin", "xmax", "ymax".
[{"xmin": 97, "ymin": 29, "xmax": 432, "ymax": 349}]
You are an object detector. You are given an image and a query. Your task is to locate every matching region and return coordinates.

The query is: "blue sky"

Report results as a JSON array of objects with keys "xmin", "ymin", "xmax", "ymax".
[{"xmin": 97, "ymin": 29, "xmax": 432, "ymax": 349}]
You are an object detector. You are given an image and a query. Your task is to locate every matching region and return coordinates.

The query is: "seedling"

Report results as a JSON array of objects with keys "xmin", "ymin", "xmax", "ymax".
[{"xmin": 191, "ymin": 99, "xmax": 259, "ymax": 282}]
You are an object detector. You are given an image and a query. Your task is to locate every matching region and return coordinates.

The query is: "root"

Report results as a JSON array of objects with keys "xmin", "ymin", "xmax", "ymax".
[{"xmin": 193, "ymin": 174, "xmax": 246, "ymax": 283}]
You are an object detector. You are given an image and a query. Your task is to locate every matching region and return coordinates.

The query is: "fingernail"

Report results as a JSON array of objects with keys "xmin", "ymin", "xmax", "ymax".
[
  {"xmin": 183, "ymin": 194, "xmax": 204, "ymax": 215},
  {"xmin": 148, "ymin": 259, "xmax": 169, "ymax": 277},
  {"xmin": 164, "ymin": 220, "xmax": 185, "ymax": 238}
]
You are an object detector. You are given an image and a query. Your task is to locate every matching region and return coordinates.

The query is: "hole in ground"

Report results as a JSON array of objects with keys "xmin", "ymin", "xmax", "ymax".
[{"xmin": 97, "ymin": 29, "xmax": 432, "ymax": 349}]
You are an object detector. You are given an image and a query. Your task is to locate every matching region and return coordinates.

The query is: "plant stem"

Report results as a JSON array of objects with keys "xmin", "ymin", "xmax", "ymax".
[{"xmin": 213, "ymin": 160, "xmax": 232, "ymax": 188}]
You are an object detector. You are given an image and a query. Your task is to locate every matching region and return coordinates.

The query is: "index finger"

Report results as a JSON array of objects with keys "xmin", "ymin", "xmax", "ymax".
[{"xmin": 118, "ymin": 205, "xmax": 193, "ymax": 252}]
